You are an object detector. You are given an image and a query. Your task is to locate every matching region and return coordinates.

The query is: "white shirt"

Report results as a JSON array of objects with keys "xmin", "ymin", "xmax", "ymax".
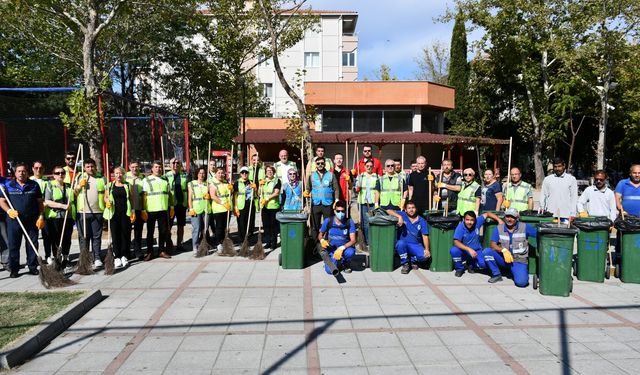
[
  {"xmin": 577, "ymin": 186, "xmax": 618, "ymax": 222},
  {"xmin": 542, "ymin": 172, "xmax": 578, "ymax": 218}
]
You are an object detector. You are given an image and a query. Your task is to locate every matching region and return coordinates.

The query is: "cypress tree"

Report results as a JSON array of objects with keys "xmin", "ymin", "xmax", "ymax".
[{"xmin": 447, "ymin": 9, "xmax": 470, "ymax": 130}]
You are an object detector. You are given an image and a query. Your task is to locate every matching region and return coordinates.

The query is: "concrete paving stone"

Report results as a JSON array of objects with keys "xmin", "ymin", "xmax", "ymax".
[
  {"xmin": 264, "ymin": 334, "xmax": 307, "ymax": 351},
  {"xmin": 568, "ymin": 355, "xmax": 632, "ymax": 375},
  {"xmin": 361, "ymin": 347, "xmax": 411, "ymax": 366},
  {"xmin": 608, "ymin": 358, "xmax": 640, "ymax": 375},
  {"xmin": 179, "ymin": 335, "xmax": 225, "ymax": 351},
  {"xmin": 415, "ymin": 364, "xmax": 467, "ymax": 375},
  {"xmin": 161, "ymin": 307, "xmax": 203, "ymax": 320},
  {"xmin": 37, "ymin": 334, "xmax": 92, "ymax": 355},
  {"xmin": 317, "ymin": 333, "xmax": 359, "ymax": 349},
  {"xmin": 115, "ymin": 306, "xmax": 158, "ymax": 320},
  {"xmin": 355, "ymin": 332, "xmax": 402, "ymax": 348},
  {"xmin": 541, "ymin": 341, "xmax": 595, "ymax": 359},
  {"xmin": 319, "ymin": 366, "xmax": 368, "ymax": 375},
  {"xmin": 220, "ymin": 334, "xmax": 265, "ymax": 351},
  {"xmin": 462, "ymin": 361, "xmax": 518, "ymax": 375},
  {"xmin": 396, "ymin": 331, "xmax": 444, "ymax": 347},
  {"xmin": 367, "ymin": 365, "xmax": 418, "ymax": 374},
  {"xmin": 318, "ymin": 347, "xmax": 366, "ymax": 368},
  {"xmin": 83, "ymin": 307, "xmax": 124, "ymax": 321},
  {"xmin": 423, "ymin": 314, "xmax": 467, "ymax": 328},
  {"xmin": 405, "ymin": 345, "xmax": 456, "ymax": 365},
  {"xmin": 518, "ymin": 359, "xmax": 577, "ymax": 375},
  {"xmin": 150, "ymin": 318, "xmax": 195, "ymax": 334},
  {"xmin": 582, "ymin": 341, "xmax": 640, "ymax": 359},
  {"xmin": 163, "ymin": 350, "xmax": 218, "ymax": 372},
  {"xmin": 259, "ymin": 348, "xmax": 307, "ymax": 370},
  {"xmin": 437, "ymin": 330, "xmax": 485, "ymax": 346},
  {"xmin": 210, "ymin": 369, "xmax": 259, "ymax": 375},
  {"xmin": 448, "ymin": 344, "xmax": 502, "ymax": 364},
  {"xmin": 118, "ymin": 350, "xmax": 174, "ymax": 372},
  {"xmin": 57, "ymin": 351, "xmax": 120, "ymax": 372},
  {"xmin": 80, "ymin": 335, "xmax": 133, "ymax": 353},
  {"xmin": 500, "ymin": 342, "xmax": 558, "ymax": 361},
  {"xmin": 524, "ymin": 327, "xmax": 578, "ymax": 344},
  {"xmin": 602, "ymin": 327, "xmax": 640, "ymax": 342},
  {"xmin": 213, "ymin": 350, "xmax": 262, "ymax": 369},
  {"xmin": 14, "ymin": 353, "xmax": 73, "ymax": 373},
  {"xmin": 237, "ymin": 297, "xmax": 272, "ymax": 308},
  {"xmin": 486, "ymin": 329, "xmax": 539, "ymax": 344},
  {"xmin": 135, "ymin": 335, "xmax": 184, "ymax": 352}
]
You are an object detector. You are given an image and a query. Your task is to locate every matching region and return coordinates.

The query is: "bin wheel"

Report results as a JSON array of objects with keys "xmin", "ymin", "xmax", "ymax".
[
  {"xmin": 572, "ymin": 261, "xmax": 577, "ymax": 277},
  {"xmin": 605, "ymin": 264, "xmax": 611, "ymax": 280},
  {"xmin": 278, "ymin": 253, "xmax": 282, "ymax": 266},
  {"xmin": 615, "ymin": 264, "xmax": 620, "ymax": 279},
  {"xmin": 532, "ymin": 274, "xmax": 539, "ymax": 290},
  {"xmin": 570, "ymin": 278, "xmax": 573, "ymax": 293},
  {"xmin": 363, "ymin": 255, "xmax": 370, "ymax": 269}
]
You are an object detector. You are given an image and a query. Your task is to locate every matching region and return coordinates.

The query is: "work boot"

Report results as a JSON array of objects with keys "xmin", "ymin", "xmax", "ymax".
[
  {"xmin": 158, "ymin": 251, "xmax": 172, "ymax": 259},
  {"xmin": 454, "ymin": 270, "xmax": 464, "ymax": 277},
  {"xmin": 29, "ymin": 269, "xmax": 39, "ymax": 276},
  {"xmin": 488, "ymin": 275, "xmax": 503, "ymax": 283},
  {"xmin": 9, "ymin": 271, "xmax": 18, "ymax": 278},
  {"xmin": 143, "ymin": 253, "xmax": 153, "ymax": 262},
  {"xmin": 401, "ymin": 263, "xmax": 411, "ymax": 274}
]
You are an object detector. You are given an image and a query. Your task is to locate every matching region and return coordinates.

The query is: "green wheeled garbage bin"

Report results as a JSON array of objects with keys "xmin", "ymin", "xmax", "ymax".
[
  {"xmin": 614, "ymin": 215, "xmax": 640, "ymax": 283},
  {"xmin": 482, "ymin": 211, "xmax": 504, "ymax": 249},
  {"xmin": 367, "ymin": 209, "xmax": 399, "ymax": 272},
  {"xmin": 573, "ymin": 217, "xmax": 612, "ymax": 282},
  {"xmin": 519, "ymin": 211, "xmax": 554, "ymax": 276},
  {"xmin": 426, "ymin": 212, "xmax": 460, "ymax": 272},
  {"xmin": 535, "ymin": 223, "xmax": 578, "ymax": 297},
  {"xmin": 276, "ymin": 211, "xmax": 308, "ymax": 269}
]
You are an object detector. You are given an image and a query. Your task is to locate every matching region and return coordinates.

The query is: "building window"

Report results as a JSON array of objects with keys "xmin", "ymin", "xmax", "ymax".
[
  {"xmin": 261, "ymin": 83, "xmax": 273, "ymax": 98},
  {"xmin": 322, "ymin": 110, "xmax": 351, "ymax": 132},
  {"xmin": 304, "ymin": 52, "xmax": 320, "ymax": 68},
  {"xmin": 342, "ymin": 51, "xmax": 356, "ymax": 67},
  {"xmin": 354, "ymin": 111, "xmax": 382, "ymax": 132},
  {"xmin": 384, "ymin": 111, "xmax": 413, "ymax": 132}
]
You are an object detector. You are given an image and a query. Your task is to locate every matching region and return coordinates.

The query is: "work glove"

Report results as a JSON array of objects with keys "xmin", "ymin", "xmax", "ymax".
[
  {"xmin": 260, "ymin": 198, "xmax": 267, "ymax": 207},
  {"xmin": 437, "ymin": 182, "xmax": 446, "ymax": 189},
  {"xmin": 234, "ymin": 208, "xmax": 240, "ymax": 217},
  {"xmin": 503, "ymin": 200, "xmax": 511, "ymax": 209},
  {"xmin": 224, "ymin": 202, "xmax": 232, "ymax": 211},
  {"xmin": 579, "ymin": 211, "xmax": 588, "ymax": 218},
  {"xmin": 501, "ymin": 248, "xmax": 514, "ymax": 263},
  {"xmin": 7, "ymin": 209, "xmax": 18, "ymax": 219},
  {"xmin": 203, "ymin": 193, "xmax": 210, "ymax": 200},
  {"xmin": 374, "ymin": 202, "xmax": 379, "ymax": 209},
  {"xmin": 130, "ymin": 212, "xmax": 136, "ymax": 223},
  {"xmin": 141, "ymin": 210, "xmax": 148, "ymax": 222},
  {"xmin": 334, "ymin": 246, "xmax": 345, "ymax": 261},
  {"xmin": 259, "ymin": 179, "xmax": 265, "ymax": 186},
  {"xmin": 303, "ymin": 191, "xmax": 311, "ymax": 198},
  {"xmin": 343, "ymin": 174, "xmax": 350, "ymax": 181},
  {"xmin": 433, "ymin": 196, "xmax": 441, "ymax": 203},
  {"xmin": 427, "ymin": 174, "xmax": 434, "ymax": 181},
  {"xmin": 399, "ymin": 200, "xmax": 405, "ymax": 210},
  {"xmin": 36, "ymin": 216, "xmax": 45, "ymax": 230},
  {"xmin": 250, "ymin": 183, "xmax": 257, "ymax": 190},
  {"xmin": 105, "ymin": 201, "xmax": 112, "ymax": 209},
  {"xmin": 320, "ymin": 239, "xmax": 330, "ymax": 249},
  {"xmin": 189, "ymin": 209, "xmax": 197, "ymax": 217},
  {"xmin": 350, "ymin": 168, "xmax": 356, "ymax": 175},
  {"xmin": 227, "ymin": 184, "xmax": 233, "ymax": 192},
  {"xmin": 169, "ymin": 207, "xmax": 175, "ymax": 219},
  {"xmin": 78, "ymin": 179, "xmax": 87, "ymax": 189}
]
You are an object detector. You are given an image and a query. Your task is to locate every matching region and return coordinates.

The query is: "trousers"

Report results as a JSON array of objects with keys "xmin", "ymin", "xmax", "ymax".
[
  {"xmin": 311, "ymin": 204, "xmax": 333, "ymax": 239},
  {"xmin": 482, "ymin": 248, "xmax": 529, "ymax": 287},
  {"xmin": 146, "ymin": 210, "xmax": 168, "ymax": 254},
  {"xmin": 45, "ymin": 218, "xmax": 73, "ymax": 257},
  {"xmin": 77, "ymin": 213, "xmax": 103, "ymax": 258},
  {"xmin": 7, "ymin": 218, "xmax": 38, "ymax": 272},
  {"xmin": 191, "ymin": 213, "xmax": 206, "ymax": 249},
  {"xmin": 110, "ymin": 210, "xmax": 131, "ymax": 259},
  {"xmin": 131, "ymin": 209, "xmax": 144, "ymax": 258},
  {"xmin": 396, "ymin": 239, "xmax": 427, "ymax": 265},
  {"xmin": 261, "ymin": 207, "xmax": 279, "ymax": 246},
  {"xmin": 450, "ymin": 246, "xmax": 487, "ymax": 272},
  {"xmin": 324, "ymin": 245, "xmax": 356, "ymax": 274}
]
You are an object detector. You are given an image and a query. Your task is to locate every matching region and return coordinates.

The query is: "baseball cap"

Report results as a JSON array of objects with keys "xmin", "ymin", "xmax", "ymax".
[
  {"xmin": 504, "ymin": 208, "xmax": 519, "ymax": 218},
  {"xmin": 240, "ymin": 166, "xmax": 249, "ymax": 173}
]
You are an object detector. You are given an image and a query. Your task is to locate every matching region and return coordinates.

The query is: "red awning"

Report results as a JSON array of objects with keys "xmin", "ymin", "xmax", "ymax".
[{"xmin": 234, "ymin": 130, "xmax": 509, "ymax": 145}]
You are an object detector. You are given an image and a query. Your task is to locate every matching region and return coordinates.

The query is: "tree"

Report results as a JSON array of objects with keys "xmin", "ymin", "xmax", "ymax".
[
  {"xmin": 414, "ymin": 40, "xmax": 449, "ymax": 83},
  {"xmin": 446, "ymin": 9, "xmax": 470, "ymax": 129}
]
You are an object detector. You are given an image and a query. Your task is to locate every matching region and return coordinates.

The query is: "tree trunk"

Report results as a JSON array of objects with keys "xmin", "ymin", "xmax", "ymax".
[
  {"xmin": 525, "ymin": 83, "xmax": 545, "ymax": 188},
  {"xmin": 596, "ymin": 88, "xmax": 609, "ymax": 170}
]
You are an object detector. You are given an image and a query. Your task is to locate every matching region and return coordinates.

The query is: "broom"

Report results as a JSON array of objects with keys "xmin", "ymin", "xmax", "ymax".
[
  {"xmin": 76, "ymin": 146, "xmax": 94, "ymax": 275},
  {"xmin": 354, "ymin": 141, "xmax": 366, "ymax": 252},
  {"xmin": 196, "ymin": 141, "xmax": 213, "ymax": 257},
  {"xmin": 103, "ymin": 154, "xmax": 115, "ymax": 275},
  {"xmin": 53, "ymin": 146, "xmax": 83, "ymax": 271},
  {"xmin": 250, "ymin": 160, "xmax": 265, "ymax": 260},
  {"xmin": 219, "ymin": 144, "xmax": 237, "ymax": 257},
  {"xmin": 433, "ymin": 151, "xmax": 445, "ymax": 210},
  {"xmin": 0, "ymin": 186, "xmax": 75, "ymax": 288},
  {"xmin": 238, "ymin": 160, "xmax": 257, "ymax": 258}
]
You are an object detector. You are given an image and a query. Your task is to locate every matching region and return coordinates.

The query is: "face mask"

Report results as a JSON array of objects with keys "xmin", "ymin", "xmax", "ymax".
[{"xmin": 335, "ymin": 212, "xmax": 346, "ymax": 221}]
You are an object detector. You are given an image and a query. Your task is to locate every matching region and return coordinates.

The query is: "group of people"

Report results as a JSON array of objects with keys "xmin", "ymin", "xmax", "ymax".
[{"xmin": 1, "ymin": 143, "xmax": 639, "ymax": 283}]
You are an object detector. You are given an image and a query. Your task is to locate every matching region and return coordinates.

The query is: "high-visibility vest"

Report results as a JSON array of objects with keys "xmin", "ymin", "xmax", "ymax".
[
  {"xmin": 248, "ymin": 165, "xmax": 265, "ymax": 183},
  {"xmin": 211, "ymin": 178, "xmax": 231, "ymax": 213},
  {"xmin": 261, "ymin": 178, "xmax": 280, "ymax": 210},
  {"xmin": 189, "ymin": 181, "xmax": 210, "ymax": 214},
  {"xmin": 76, "ymin": 173, "xmax": 106, "ymax": 212},
  {"xmin": 498, "ymin": 223, "xmax": 529, "ymax": 263},
  {"xmin": 235, "ymin": 179, "xmax": 250, "ymax": 210},
  {"xmin": 274, "ymin": 160, "xmax": 296, "ymax": 182},
  {"xmin": 504, "ymin": 181, "xmax": 532, "ymax": 212},
  {"xmin": 125, "ymin": 172, "xmax": 143, "ymax": 210},
  {"xmin": 165, "ymin": 171, "xmax": 188, "ymax": 206},
  {"xmin": 311, "ymin": 171, "xmax": 334, "ymax": 206},
  {"xmin": 380, "ymin": 174, "xmax": 403, "ymax": 207},
  {"xmin": 45, "ymin": 181, "xmax": 75, "ymax": 220},
  {"xmin": 143, "ymin": 175, "xmax": 170, "ymax": 212},
  {"xmin": 457, "ymin": 181, "xmax": 480, "ymax": 214},
  {"xmin": 63, "ymin": 166, "xmax": 74, "ymax": 185},
  {"xmin": 282, "ymin": 182, "xmax": 302, "ymax": 211},
  {"xmin": 309, "ymin": 157, "xmax": 333, "ymax": 173},
  {"xmin": 357, "ymin": 173, "xmax": 379, "ymax": 205},
  {"xmin": 29, "ymin": 176, "xmax": 48, "ymax": 193},
  {"xmin": 103, "ymin": 181, "xmax": 132, "ymax": 220}
]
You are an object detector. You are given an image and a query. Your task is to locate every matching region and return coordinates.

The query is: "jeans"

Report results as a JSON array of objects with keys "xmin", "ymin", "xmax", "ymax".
[
  {"xmin": 191, "ymin": 212, "xmax": 206, "ymax": 249},
  {"xmin": 360, "ymin": 204, "xmax": 372, "ymax": 244},
  {"xmin": 77, "ymin": 213, "xmax": 103, "ymax": 258}
]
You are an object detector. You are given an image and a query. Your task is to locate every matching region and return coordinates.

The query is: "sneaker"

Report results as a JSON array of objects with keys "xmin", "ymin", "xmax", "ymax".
[
  {"xmin": 217, "ymin": 244, "xmax": 223, "ymax": 252},
  {"xmin": 343, "ymin": 266, "xmax": 352, "ymax": 274},
  {"xmin": 114, "ymin": 258, "xmax": 122, "ymax": 269},
  {"xmin": 454, "ymin": 270, "xmax": 464, "ymax": 277},
  {"xmin": 488, "ymin": 275, "xmax": 503, "ymax": 283},
  {"xmin": 411, "ymin": 263, "xmax": 419, "ymax": 270},
  {"xmin": 46, "ymin": 257, "xmax": 53, "ymax": 265},
  {"xmin": 401, "ymin": 263, "xmax": 411, "ymax": 274},
  {"xmin": 29, "ymin": 269, "xmax": 39, "ymax": 276},
  {"xmin": 193, "ymin": 248, "xmax": 198, "ymax": 257},
  {"xmin": 121, "ymin": 256, "xmax": 128, "ymax": 268},
  {"xmin": 94, "ymin": 259, "xmax": 103, "ymax": 269}
]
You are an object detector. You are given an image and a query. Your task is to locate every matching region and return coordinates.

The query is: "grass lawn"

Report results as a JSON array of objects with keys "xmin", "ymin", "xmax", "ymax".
[{"xmin": 0, "ymin": 291, "xmax": 84, "ymax": 350}]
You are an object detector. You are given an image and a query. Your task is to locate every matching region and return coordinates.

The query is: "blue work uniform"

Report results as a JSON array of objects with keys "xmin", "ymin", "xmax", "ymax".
[
  {"xmin": 614, "ymin": 178, "xmax": 640, "ymax": 216},
  {"xmin": 3, "ymin": 179, "xmax": 42, "ymax": 273},
  {"xmin": 450, "ymin": 215, "xmax": 488, "ymax": 272},
  {"xmin": 482, "ymin": 222, "xmax": 537, "ymax": 287},
  {"xmin": 319, "ymin": 217, "xmax": 356, "ymax": 274},
  {"xmin": 395, "ymin": 211, "xmax": 429, "ymax": 265}
]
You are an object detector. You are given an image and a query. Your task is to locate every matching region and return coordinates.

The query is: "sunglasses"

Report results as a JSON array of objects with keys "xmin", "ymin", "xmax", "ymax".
[
  {"xmin": 464, "ymin": 173, "xmax": 474, "ymax": 176},
  {"xmin": 363, "ymin": 150, "xmax": 372, "ymax": 152},
  {"xmin": 240, "ymin": 171, "xmax": 248, "ymax": 174},
  {"xmin": 65, "ymin": 157, "xmax": 75, "ymax": 160},
  {"xmin": 335, "ymin": 210, "xmax": 345, "ymax": 213},
  {"xmin": 53, "ymin": 171, "xmax": 64, "ymax": 175},
  {"xmin": 288, "ymin": 173, "xmax": 297, "ymax": 175},
  {"xmin": 316, "ymin": 162, "xmax": 325, "ymax": 165},
  {"xmin": 385, "ymin": 165, "xmax": 394, "ymax": 167},
  {"xmin": 594, "ymin": 178, "xmax": 605, "ymax": 181}
]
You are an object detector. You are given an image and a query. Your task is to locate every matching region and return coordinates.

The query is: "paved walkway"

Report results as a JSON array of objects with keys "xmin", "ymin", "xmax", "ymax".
[{"xmin": 2, "ymin": 226, "xmax": 640, "ymax": 375}]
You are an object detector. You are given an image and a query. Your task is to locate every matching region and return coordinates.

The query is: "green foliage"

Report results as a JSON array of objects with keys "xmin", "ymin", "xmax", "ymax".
[{"xmin": 446, "ymin": 9, "xmax": 470, "ymax": 131}]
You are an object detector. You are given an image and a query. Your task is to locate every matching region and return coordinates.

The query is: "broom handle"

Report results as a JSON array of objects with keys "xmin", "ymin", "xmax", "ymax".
[
  {"xmin": 225, "ymin": 143, "xmax": 234, "ymax": 228},
  {"xmin": 105, "ymin": 153, "xmax": 112, "ymax": 247},
  {"xmin": 506, "ymin": 136, "xmax": 513, "ymax": 195},
  {"xmin": 428, "ymin": 167, "xmax": 432, "ymax": 210},
  {"xmin": 205, "ymin": 141, "xmax": 212, "ymax": 232},
  {"xmin": 57, "ymin": 145, "xmax": 83, "ymax": 250},
  {"xmin": 0, "ymin": 186, "xmax": 40, "ymax": 257},
  {"xmin": 300, "ymin": 139, "xmax": 308, "ymax": 213},
  {"xmin": 256, "ymin": 149, "xmax": 263, "ymax": 232},
  {"xmin": 345, "ymin": 141, "xmax": 349, "ymax": 203}
]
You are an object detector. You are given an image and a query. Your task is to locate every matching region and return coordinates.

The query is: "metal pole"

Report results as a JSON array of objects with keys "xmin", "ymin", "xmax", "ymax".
[
  {"xmin": 184, "ymin": 118, "xmax": 190, "ymax": 174},
  {"xmin": 98, "ymin": 95, "xmax": 108, "ymax": 175},
  {"xmin": 151, "ymin": 113, "xmax": 157, "ymax": 160},
  {"xmin": 242, "ymin": 80, "xmax": 247, "ymax": 166},
  {"xmin": 123, "ymin": 118, "xmax": 129, "ymax": 167}
]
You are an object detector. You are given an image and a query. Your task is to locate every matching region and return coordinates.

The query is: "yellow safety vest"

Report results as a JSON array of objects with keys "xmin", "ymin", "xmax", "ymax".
[
  {"xmin": 457, "ymin": 181, "xmax": 480, "ymax": 214},
  {"xmin": 211, "ymin": 178, "xmax": 231, "ymax": 213},
  {"xmin": 380, "ymin": 174, "xmax": 403, "ymax": 207}
]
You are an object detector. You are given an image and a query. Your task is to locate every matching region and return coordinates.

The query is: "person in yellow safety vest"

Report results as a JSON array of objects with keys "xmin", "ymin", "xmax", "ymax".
[
  {"xmin": 455, "ymin": 168, "xmax": 481, "ymax": 215},
  {"xmin": 306, "ymin": 145, "xmax": 334, "ymax": 179},
  {"xmin": 188, "ymin": 166, "xmax": 210, "ymax": 255},
  {"xmin": 74, "ymin": 158, "xmax": 107, "ymax": 269},
  {"xmin": 30, "ymin": 161, "xmax": 53, "ymax": 264},
  {"xmin": 103, "ymin": 166, "xmax": 133, "ymax": 269},
  {"xmin": 207, "ymin": 159, "xmax": 217, "ymax": 184},
  {"xmin": 380, "ymin": 158, "xmax": 407, "ymax": 211},
  {"xmin": 355, "ymin": 160, "xmax": 381, "ymax": 244},
  {"xmin": 248, "ymin": 154, "xmax": 266, "ymax": 187},
  {"xmin": 502, "ymin": 167, "xmax": 534, "ymax": 212},
  {"xmin": 209, "ymin": 167, "xmax": 232, "ymax": 252},
  {"xmin": 141, "ymin": 160, "xmax": 173, "ymax": 261},
  {"xmin": 126, "ymin": 161, "xmax": 145, "ymax": 260},
  {"xmin": 274, "ymin": 149, "xmax": 296, "ymax": 184},
  {"xmin": 44, "ymin": 165, "xmax": 75, "ymax": 268},
  {"xmin": 165, "ymin": 158, "xmax": 189, "ymax": 251},
  {"xmin": 233, "ymin": 166, "xmax": 257, "ymax": 244},
  {"xmin": 260, "ymin": 165, "xmax": 281, "ymax": 250},
  {"xmin": 305, "ymin": 157, "xmax": 340, "ymax": 239},
  {"xmin": 63, "ymin": 150, "xmax": 77, "ymax": 185}
]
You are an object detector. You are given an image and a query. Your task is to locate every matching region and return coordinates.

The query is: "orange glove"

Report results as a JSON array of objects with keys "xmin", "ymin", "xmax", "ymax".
[
  {"xmin": 77, "ymin": 179, "xmax": 87, "ymax": 189},
  {"xmin": 344, "ymin": 174, "xmax": 351, "ymax": 181},
  {"xmin": 203, "ymin": 193, "xmax": 210, "ymax": 200},
  {"xmin": 260, "ymin": 198, "xmax": 267, "ymax": 207},
  {"xmin": 7, "ymin": 209, "xmax": 18, "ymax": 219},
  {"xmin": 579, "ymin": 211, "xmax": 588, "ymax": 218},
  {"xmin": 428, "ymin": 174, "xmax": 434, "ymax": 181},
  {"xmin": 502, "ymin": 248, "xmax": 514, "ymax": 263},
  {"xmin": 303, "ymin": 191, "xmax": 311, "ymax": 198},
  {"xmin": 224, "ymin": 202, "xmax": 232, "ymax": 211},
  {"xmin": 141, "ymin": 210, "xmax": 148, "ymax": 222},
  {"xmin": 234, "ymin": 208, "xmax": 240, "ymax": 217},
  {"xmin": 503, "ymin": 200, "xmax": 511, "ymax": 209},
  {"xmin": 250, "ymin": 183, "xmax": 257, "ymax": 190},
  {"xmin": 259, "ymin": 179, "xmax": 265, "ymax": 186},
  {"xmin": 36, "ymin": 216, "xmax": 45, "ymax": 230},
  {"xmin": 189, "ymin": 209, "xmax": 197, "ymax": 217},
  {"xmin": 227, "ymin": 183, "xmax": 233, "ymax": 192},
  {"xmin": 169, "ymin": 207, "xmax": 175, "ymax": 219},
  {"xmin": 334, "ymin": 246, "xmax": 345, "ymax": 260},
  {"xmin": 436, "ymin": 182, "xmax": 446, "ymax": 189},
  {"xmin": 130, "ymin": 212, "xmax": 136, "ymax": 223},
  {"xmin": 320, "ymin": 239, "xmax": 330, "ymax": 249},
  {"xmin": 105, "ymin": 201, "xmax": 112, "ymax": 209},
  {"xmin": 350, "ymin": 168, "xmax": 356, "ymax": 175}
]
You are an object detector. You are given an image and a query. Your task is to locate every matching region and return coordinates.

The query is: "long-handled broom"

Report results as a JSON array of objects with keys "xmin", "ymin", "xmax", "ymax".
[
  {"xmin": 196, "ymin": 142, "xmax": 213, "ymax": 257},
  {"xmin": 53, "ymin": 146, "xmax": 82, "ymax": 271},
  {"xmin": 238, "ymin": 159, "xmax": 257, "ymax": 258},
  {"xmin": 76, "ymin": 146, "xmax": 94, "ymax": 275},
  {"xmin": 103, "ymin": 154, "xmax": 115, "ymax": 275},
  {"xmin": 250, "ymin": 154, "xmax": 265, "ymax": 260},
  {"xmin": 218, "ymin": 144, "xmax": 237, "ymax": 257},
  {"xmin": 354, "ymin": 141, "xmax": 366, "ymax": 252},
  {"xmin": 0, "ymin": 186, "xmax": 75, "ymax": 288}
]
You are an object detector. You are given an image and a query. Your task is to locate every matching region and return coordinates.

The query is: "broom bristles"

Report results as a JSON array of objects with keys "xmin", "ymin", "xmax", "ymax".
[
  {"xmin": 238, "ymin": 238, "xmax": 250, "ymax": 257},
  {"xmin": 76, "ymin": 240, "xmax": 94, "ymax": 275},
  {"xmin": 196, "ymin": 237, "xmax": 209, "ymax": 258},
  {"xmin": 250, "ymin": 233, "xmax": 265, "ymax": 260},
  {"xmin": 222, "ymin": 233, "xmax": 235, "ymax": 255},
  {"xmin": 356, "ymin": 224, "xmax": 367, "ymax": 252},
  {"xmin": 104, "ymin": 244, "xmax": 115, "ymax": 275},
  {"xmin": 37, "ymin": 257, "xmax": 76, "ymax": 289}
]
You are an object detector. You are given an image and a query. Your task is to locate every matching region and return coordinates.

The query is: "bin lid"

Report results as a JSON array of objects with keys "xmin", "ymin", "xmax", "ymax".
[
  {"xmin": 614, "ymin": 214, "xmax": 640, "ymax": 232},
  {"xmin": 519, "ymin": 210, "xmax": 553, "ymax": 218},
  {"xmin": 537, "ymin": 222, "xmax": 578, "ymax": 235},
  {"xmin": 368, "ymin": 208, "xmax": 399, "ymax": 225},
  {"xmin": 573, "ymin": 217, "xmax": 612, "ymax": 231},
  {"xmin": 276, "ymin": 211, "xmax": 309, "ymax": 223},
  {"xmin": 426, "ymin": 212, "xmax": 461, "ymax": 230}
]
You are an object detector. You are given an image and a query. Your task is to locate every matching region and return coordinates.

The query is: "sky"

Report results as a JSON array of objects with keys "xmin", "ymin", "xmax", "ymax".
[{"xmin": 305, "ymin": 0, "xmax": 464, "ymax": 80}]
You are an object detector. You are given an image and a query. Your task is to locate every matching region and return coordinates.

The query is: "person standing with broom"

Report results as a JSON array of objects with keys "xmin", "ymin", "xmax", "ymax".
[
  {"xmin": 141, "ymin": 161, "xmax": 173, "ymax": 261},
  {"xmin": 260, "ymin": 165, "xmax": 281, "ymax": 250},
  {"xmin": 233, "ymin": 166, "xmax": 256, "ymax": 244},
  {"xmin": 188, "ymin": 166, "xmax": 210, "ymax": 255},
  {"xmin": 44, "ymin": 166, "xmax": 76, "ymax": 269},
  {"xmin": 103, "ymin": 167, "xmax": 133, "ymax": 269},
  {"xmin": 0, "ymin": 163, "xmax": 45, "ymax": 278},
  {"xmin": 74, "ymin": 158, "xmax": 107, "ymax": 270},
  {"xmin": 209, "ymin": 167, "xmax": 232, "ymax": 252}
]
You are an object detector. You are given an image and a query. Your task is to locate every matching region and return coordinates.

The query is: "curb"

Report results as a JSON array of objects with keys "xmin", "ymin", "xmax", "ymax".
[{"xmin": 0, "ymin": 289, "xmax": 104, "ymax": 370}]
